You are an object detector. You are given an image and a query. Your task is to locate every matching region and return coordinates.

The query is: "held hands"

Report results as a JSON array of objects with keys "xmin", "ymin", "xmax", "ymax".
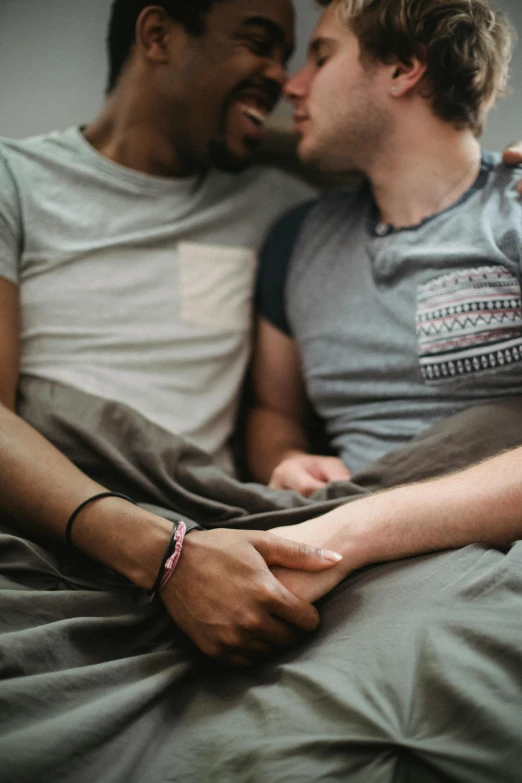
[
  {"xmin": 270, "ymin": 517, "xmax": 355, "ymax": 605},
  {"xmin": 161, "ymin": 528, "xmax": 341, "ymax": 667},
  {"xmin": 503, "ymin": 141, "xmax": 522, "ymax": 194},
  {"xmin": 269, "ymin": 452, "xmax": 351, "ymax": 496}
]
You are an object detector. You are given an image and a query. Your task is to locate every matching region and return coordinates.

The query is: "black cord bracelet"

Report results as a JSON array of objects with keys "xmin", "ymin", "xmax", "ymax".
[
  {"xmin": 65, "ymin": 492, "xmax": 138, "ymax": 554},
  {"xmin": 147, "ymin": 521, "xmax": 179, "ymax": 599}
]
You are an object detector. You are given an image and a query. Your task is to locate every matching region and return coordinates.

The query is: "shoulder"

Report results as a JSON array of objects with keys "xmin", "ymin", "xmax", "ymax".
[
  {"xmin": 481, "ymin": 151, "xmax": 522, "ymax": 205},
  {"xmin": 478, "ymin": 152, "xmax": 522, "ymax": 245},
  {"xmin": 255, "ymin": 198, "xmax": 319, "ymax": 336},
  {"xmin": 255, "ymin": 184, "xmax": 369, "ymax": 335},
  {"xmin": 266, "ymin": 181, "xmax": 368, "ymax": 242},
  {"xmin": 261, "ymin": 197, "xmax": 319, "ymax": 251},
  {"xmin": 0, "ymin": 128, "xmax": 81, "ymax": 171}
]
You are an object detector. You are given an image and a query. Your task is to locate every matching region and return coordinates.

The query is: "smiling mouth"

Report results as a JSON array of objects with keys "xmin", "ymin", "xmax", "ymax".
[
  {"xmin": 234, "ymin": 88, "xmax": 279, "ymax": 130},
  {"xmin": 239, "ymin": 105, "xmax": 268, "ymax": 128}
]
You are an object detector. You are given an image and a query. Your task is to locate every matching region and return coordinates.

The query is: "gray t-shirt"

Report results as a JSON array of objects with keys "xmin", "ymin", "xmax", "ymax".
[
  {"xmin": 257, "ymin": 153, "xmax": 522, "ymax": 474},
  {"xmin": 0, "ymin": 127, "xmax": 314, "ymax": 470}
]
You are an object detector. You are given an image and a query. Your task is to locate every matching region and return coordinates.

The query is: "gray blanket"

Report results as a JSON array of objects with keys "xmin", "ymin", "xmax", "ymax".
[{"xmin": 1, "ymin": 377, "xmax": 522, "ymax": 782}]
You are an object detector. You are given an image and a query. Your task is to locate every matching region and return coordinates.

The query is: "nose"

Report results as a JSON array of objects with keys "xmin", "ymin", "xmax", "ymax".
[
  {"xmin": 262, "ymin": 58, "xmax": 288, "ymax": 90},
  {"xmin": 284, "ymin": 65, "xmax": 309, "ymax": 103}
]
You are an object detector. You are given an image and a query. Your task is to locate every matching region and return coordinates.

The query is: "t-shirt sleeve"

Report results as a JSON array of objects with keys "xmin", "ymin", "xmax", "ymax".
[
  {"xmin": 0, "ymin": 147, "xmax": 22, "ymax": 285},
  {"xmin": 255, "ymin": 200, "xmax": 317, "ymax": 336}
]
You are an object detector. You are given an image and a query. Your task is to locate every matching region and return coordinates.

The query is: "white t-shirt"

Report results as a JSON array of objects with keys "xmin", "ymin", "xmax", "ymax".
[{"xmin": 0, "ymin": 127, "xmax": 314, "ymax": 470}]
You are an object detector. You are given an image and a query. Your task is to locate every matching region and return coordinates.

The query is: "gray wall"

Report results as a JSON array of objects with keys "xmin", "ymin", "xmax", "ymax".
[{"xmin": 0, "ymin": 0, "xmax": 520, "ymax": 150}]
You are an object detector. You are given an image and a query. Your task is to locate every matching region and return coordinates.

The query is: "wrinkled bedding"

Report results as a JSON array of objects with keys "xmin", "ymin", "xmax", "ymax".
[{"xmin": 1, "ymin": 377, "xmax": 522, "ymax": 782}]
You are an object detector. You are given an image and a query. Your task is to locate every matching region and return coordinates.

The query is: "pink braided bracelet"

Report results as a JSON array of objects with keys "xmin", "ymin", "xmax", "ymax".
[{"xmin": 150, "ymin": 521, "xmax": 187, "ymax": 601}]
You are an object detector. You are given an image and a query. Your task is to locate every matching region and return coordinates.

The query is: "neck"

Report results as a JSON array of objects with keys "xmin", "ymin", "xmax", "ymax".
[
  {"xmin": 366, "ymin": 116, "xmax": 482, "ymax": 230},
  {"xmin": 83, "ymin": 80, "xmax": 200, "ymax": 179}
]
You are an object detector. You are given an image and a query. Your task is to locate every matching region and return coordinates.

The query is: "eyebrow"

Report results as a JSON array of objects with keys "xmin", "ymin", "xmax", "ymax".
[
  {"xmin": 241, "ymin": 16, "xmax": 295, "ymax": 61},
  {"xmin": 308, "ymin": 36, "xmax": 336, "ymax": 56}
]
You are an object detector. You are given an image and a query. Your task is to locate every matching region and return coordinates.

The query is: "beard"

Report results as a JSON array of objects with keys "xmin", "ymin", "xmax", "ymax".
[
  {"xmin": 208, "ymin": 135, "xmax": 259, "ymax": 173},
  {"xmin": 301, "ymin": 90, "xmax": 391, "ymax": 175},
  {"xmin": 207, "ymin": 85, "xmax": 270, "ymax": 173}
]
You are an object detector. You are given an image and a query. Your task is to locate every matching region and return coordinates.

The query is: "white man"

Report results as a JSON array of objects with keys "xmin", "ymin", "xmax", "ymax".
[{"xmin": 245, "ymin": 0, "xmax": 522, "ymax": 602}]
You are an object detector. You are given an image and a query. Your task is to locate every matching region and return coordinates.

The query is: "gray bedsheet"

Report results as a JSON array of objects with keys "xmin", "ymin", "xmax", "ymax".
[{"xmin": 1, "ymin": 377, "xmax": 522, "ymax": 782}]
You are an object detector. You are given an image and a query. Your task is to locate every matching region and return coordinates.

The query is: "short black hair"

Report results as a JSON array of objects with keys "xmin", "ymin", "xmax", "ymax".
[{"xmin": 106, "ymin": 0, "xmax": 220, "ymax": 94}]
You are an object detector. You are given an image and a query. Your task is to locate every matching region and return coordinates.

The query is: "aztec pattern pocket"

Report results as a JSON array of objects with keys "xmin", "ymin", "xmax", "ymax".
[{"xmin": 416, "ymin": 265, "xmax": 522, "ymax": 384}]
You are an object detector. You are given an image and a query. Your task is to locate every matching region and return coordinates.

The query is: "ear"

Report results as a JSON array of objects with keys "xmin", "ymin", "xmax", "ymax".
[
  {"xmin": 388, "ymin": 58, "xmax": 427, "ymax": 98},
  {"xmin": 135, "ymin": 6, "xmax": 178, "ymax": 66}
]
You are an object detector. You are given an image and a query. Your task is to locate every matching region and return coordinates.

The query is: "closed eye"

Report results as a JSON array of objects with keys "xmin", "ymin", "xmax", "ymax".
[{"xmin": 248, "ymin": 37, "xmax": 275, "ymax": 58}]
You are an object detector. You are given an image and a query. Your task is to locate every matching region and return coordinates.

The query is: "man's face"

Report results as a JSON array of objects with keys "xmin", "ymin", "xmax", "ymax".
[
  {"xmin": 285, "ymin": 5, "xmax": 391, "ymax": 173},
  {"xmin": 165, "ymin": 0, "xmax": 294, "ymax": 172}
]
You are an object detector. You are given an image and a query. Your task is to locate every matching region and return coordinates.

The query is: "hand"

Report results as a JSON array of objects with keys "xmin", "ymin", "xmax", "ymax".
[
  {"xmin": 269, "ymin": 452, "xmax": 351, "ymax": 496},
  {"xmin": 270, "ymin": 518, "xmax": 355, "ymax": 604},
  {"xmin": 502, "ymin": 141, "xmax": 522, "ymax": 194},
  {"xmin": 161, "ymin": 528, "xmax": 342, "ymax": 667}
]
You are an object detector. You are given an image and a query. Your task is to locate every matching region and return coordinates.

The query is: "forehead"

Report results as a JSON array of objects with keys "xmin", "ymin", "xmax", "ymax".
[
  {"xmin": 312, "ymin": 3, "xmax": 350, "ymax": 42},
  {"xmin": 308, "ymin": 3, "xmax": 359, "ymax": 58},
  {"xmin": 209, "ymin": 0, "xmax": 295, "ymax": 40}
]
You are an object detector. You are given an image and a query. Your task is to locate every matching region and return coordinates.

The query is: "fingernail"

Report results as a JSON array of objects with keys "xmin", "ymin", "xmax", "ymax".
[{"xmin": 321, "ymin": 549, "xmax": 343, "ymax": 562}]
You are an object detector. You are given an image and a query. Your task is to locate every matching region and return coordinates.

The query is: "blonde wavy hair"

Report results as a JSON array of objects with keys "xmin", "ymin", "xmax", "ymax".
[{"xmin": 317, "ymin": 0, "xmax": 515, "ymax": 135}]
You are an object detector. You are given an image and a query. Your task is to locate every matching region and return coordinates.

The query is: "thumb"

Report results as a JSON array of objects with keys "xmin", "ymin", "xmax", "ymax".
[
  {"xmin": 502, "ymin": 142, "xmax": 522, "ymax": 165},
  {"xmin": 254, "ymin": 533, "xmax": 342, "ymax": 572}
]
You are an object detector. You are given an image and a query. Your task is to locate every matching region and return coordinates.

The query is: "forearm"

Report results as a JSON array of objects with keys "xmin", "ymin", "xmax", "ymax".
[
  {"xmin": 0, "ymin": 404, "xmax": 172, "ymax": 588},
  {"xmin": 247, "ymin": 405, "xmax": 307, "ymax": 483},
  {"xmin": 276, "ymin": 446, "xmax": 522, "ymax": 571}
]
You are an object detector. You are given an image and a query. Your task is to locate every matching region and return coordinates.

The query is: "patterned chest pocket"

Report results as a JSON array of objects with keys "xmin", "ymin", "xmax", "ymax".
[{"xmin": 416, "ymin": 265, "xmax": 522, "ymax": 384}]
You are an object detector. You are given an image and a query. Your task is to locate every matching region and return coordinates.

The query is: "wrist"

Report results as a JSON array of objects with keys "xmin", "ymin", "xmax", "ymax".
[
  {"xmin": 69, "ymin": 497, "xmax": 174, "ymax": 590},
  {"xmin": 317, "ymin": 496, "xmax": 387, "ymax": 571}
]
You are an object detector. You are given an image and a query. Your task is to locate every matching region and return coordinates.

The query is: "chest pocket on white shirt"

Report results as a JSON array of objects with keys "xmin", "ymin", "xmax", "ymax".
[
  {"xmin": 178, "ymin": 242, "xmax": 256, "ymax": 333},
  {"xmin": 416, "ymin": 265, "xmax": 522, "ymax": 384}
]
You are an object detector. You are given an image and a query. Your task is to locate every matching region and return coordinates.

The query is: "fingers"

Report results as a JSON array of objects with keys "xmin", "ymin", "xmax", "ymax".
[
  {"xmin": 221, "ymin": 653, "xmax": 255, "ymax": 669},
  {"xmin": 161, "ymin": 528, "xmax": 334, "ymax": 666},
  {"xmin": 315, "ymin": 457, "xmax": 351, "ymax": 483},
  {"xmin": 269, "ymin": 454, "xmax": 351, "ymax": 495},
  {"xmin": 190, "ymin": 602, "xmax": 308, "ymax": 667},
  {"xmin": 252, "ymin": 615, "xmax": 299, "ymax": 648},
  {"xmin": 502, "ymin": 141, "xmax": 522, "ymax": 165},
  {"xmin": 253, "ymin": 532, "xmax": 342, "ymax": 571},
  {"xmin": 268, "ymin": 584, "xmax": 321, "ymax": 633},
  {"xmin": 269, "ymin": 464, "xmax": 325, "ymax": 495}
]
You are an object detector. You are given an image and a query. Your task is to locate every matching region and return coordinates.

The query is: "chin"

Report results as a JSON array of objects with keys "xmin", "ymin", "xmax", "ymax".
[
  {"xmin": 208, "ymin": 137, "xmax": 258, "ymax": 174},
  {"xmin": 297, "ymin": 141, "xmax": 324, "ymax": 168}
]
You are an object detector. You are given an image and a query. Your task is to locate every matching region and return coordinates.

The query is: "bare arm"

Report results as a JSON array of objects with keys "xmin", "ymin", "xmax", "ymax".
[
  {"xmin": 0, "ymin": 278, "xmax": 20, "ymax": 410},
  {"xmin": 0, "ymin": 279, "xmax": 177, "ymax": 584},
  {"xmin": 271, "ymin": 446, "xmax": 522, "ymax": 602},
  {"xmin": 247, "ymin": 317, "xmax": 350, "ymax": 494},
  {"xmin": 248, "ymin": 317, "xmax": 309, "ymax": 482},
  {"xmin": 0, "ymin": 280, "xmax": 340, "ymax": 665}
]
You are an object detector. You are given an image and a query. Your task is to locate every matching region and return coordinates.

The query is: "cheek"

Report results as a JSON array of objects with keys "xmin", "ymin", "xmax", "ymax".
[{"xmin": 311, "ymin": 70, "xmax": 345, "ymax": 114}]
